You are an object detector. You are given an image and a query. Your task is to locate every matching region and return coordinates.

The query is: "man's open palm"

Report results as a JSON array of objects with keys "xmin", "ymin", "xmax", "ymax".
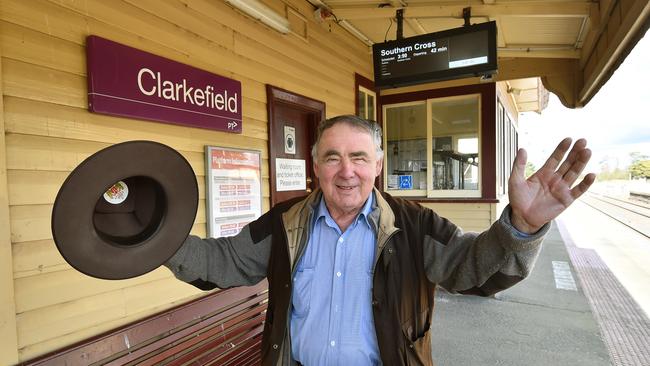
[{"xmin": 508, "ymin": 138, "xmax": 596, "ymax": 234}]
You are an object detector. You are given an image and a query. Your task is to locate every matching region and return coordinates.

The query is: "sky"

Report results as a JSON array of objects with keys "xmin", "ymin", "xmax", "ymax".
[{"xmin": 518, "ymin": 33, "xmax": 650, "ymax": 174}]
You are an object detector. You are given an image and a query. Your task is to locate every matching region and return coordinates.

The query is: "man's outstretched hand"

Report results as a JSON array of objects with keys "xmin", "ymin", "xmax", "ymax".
[{"xmin": 509, "ymin": 138, "xmax": 596, "ymax": 234}]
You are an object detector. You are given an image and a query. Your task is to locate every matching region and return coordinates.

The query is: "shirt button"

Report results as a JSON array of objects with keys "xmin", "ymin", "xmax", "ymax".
[
  {"xmin": 338, "ymin": 237, "xmax": 344, "ymax": 243},
  {"xmin": 330, "ymin": 341, "xmax": 336, "ymax": 347},
  {"xmin": 336, "ymin": 271, "xmax": 342, "ymax": 277}
]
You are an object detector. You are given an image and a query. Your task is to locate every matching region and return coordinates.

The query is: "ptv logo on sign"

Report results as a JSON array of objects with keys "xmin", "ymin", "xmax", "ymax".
[{"xmin": 228, "ymin": 121, "xmax": 239, "ymax": 130}]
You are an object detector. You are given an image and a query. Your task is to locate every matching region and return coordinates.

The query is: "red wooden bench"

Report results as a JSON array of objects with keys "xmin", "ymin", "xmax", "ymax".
[{"xmin": 22, "ymin": 280, "xmax": 268, "ymax": 366}]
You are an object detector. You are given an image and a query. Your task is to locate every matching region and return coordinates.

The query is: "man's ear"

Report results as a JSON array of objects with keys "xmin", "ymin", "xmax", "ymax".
[
  {"xmin": 375, "ymin": 158, "xmax": 383, "ymax": 177},
  {"xmin": 313, "ymin": 159, "xmax": 321, "ymax": 179}
]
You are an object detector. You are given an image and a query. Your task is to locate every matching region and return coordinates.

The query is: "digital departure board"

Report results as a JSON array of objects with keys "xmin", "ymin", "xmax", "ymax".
[{"xmin": 373, "ymin": 21, "xmax": 497, "ymax": 88}]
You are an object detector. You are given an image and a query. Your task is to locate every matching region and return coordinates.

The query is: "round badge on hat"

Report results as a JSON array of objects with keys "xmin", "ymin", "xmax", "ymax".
[{"xmin": 51, "ymin": 140, "xmax": 198, "ymax": 280}]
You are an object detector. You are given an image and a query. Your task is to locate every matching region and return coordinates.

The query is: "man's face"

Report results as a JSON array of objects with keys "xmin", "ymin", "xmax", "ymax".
[{"xmin": 314, "ymin": 123, "xmax": 383, "ymax": 219}]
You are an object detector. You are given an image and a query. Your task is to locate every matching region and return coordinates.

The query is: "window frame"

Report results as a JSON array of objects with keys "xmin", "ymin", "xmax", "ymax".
[
  {"xmin": 358, "ymin": 85, "xmax": 377, "ymax": 121},
  {"xmin": 382, "ymin": 94, "xmax": 482, "ymax": 198},
  {"xmin": 382, "ymin": 100, "xmax": 428, "ymax": 197},
  {"xmin": 427, "ymin": 94, "xmax": 482, "ymax": 198}
]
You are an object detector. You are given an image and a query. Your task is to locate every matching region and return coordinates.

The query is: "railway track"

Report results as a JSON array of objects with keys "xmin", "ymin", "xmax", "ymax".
[{"xmin": 579, "ymin": 192, "xmax": 650, "ymax": 239}]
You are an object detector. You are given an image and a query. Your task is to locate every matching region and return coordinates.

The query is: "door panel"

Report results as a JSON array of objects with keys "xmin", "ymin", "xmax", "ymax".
[
  {"xmin": 267, "ymin": 86, "xmax": 325, "ymax": 206},
  {"xmin": 271, "ymin": 105, "xmax": 315, "ymax": 204}
]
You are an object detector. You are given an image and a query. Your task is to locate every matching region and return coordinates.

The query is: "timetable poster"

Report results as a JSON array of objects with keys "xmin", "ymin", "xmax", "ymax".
[{"xmin": 205, "ymin": 146, "xmax": 262, "ymax": 238}]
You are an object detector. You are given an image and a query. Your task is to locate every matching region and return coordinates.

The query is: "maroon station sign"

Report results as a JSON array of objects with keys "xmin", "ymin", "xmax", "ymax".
[{"xmin": 86, "ymin": 35, "xmax": 242, "ymax": 133}]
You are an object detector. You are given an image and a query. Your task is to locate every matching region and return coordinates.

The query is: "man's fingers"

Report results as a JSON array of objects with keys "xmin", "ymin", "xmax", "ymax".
[
  {"xmin": 511, "ymin": 148, "xmax": 528, "ymax": 182},
  {"xmin": 556, "ymin": 138, "xmax": 588, "ymax": 177},
  {"xmin": 562, "ymin": 148, "xmax": 592, "ymax": 185},
  {"xmin": 541, "ymin": 137, "xmax": 572, "ymax": 172},
  {"xmin": 570, "ymin": 173, "xmax": 596, "ymax": 199}
]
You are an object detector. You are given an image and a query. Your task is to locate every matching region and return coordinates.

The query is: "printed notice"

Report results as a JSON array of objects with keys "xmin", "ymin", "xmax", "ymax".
[
  {"xmin": 206, "ymin": 147, "xmax": 262, "ymax": 238},
  {"xmin": 276, "ymin": 158, "xmax": 306, "ymax": 191}
]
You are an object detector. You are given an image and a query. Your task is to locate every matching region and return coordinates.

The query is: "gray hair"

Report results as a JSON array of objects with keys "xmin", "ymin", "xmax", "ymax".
[{"xmin": 311, "ymin": 115, "xmax": 384, "ymax": 160}]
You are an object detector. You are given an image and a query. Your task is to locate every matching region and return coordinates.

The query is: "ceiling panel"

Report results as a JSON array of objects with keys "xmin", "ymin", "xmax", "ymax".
[
  {"xmin": 499, "ymin": 16, "xmax": 584, "ymax": 45},
  {"xmin": 353, "ymin": 18, "xmax": 420, "ymax": 42}
]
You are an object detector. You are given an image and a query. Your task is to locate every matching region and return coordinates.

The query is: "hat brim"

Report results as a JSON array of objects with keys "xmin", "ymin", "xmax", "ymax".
[{"xmin": 52, "ymin": 141, "xmax": 198, "ymax": 280}]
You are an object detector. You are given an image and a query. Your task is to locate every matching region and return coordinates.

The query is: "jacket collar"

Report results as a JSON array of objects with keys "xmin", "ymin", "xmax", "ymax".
[
  {"xmin": 281, "ymin": 188, "xmax": 398, "ymax": 235},
  {"xmin": 370, "ymin": 188, "xmax": 400, "ymax": 256}
]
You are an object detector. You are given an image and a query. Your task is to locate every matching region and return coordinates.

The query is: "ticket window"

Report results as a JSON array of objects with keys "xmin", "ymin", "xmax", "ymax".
[{"xmin": 383, "ymin": 94, "xmax": 481, "ymax": 198}]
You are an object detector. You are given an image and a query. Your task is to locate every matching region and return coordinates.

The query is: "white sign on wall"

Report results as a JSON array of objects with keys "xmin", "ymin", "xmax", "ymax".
[
  {"xmin": 276, "ymin": 158, "xmax": 306, "ymax": 191},
  {"xmin": 284, "ymin": 125, "xmax": 296, "ymax": 154}
]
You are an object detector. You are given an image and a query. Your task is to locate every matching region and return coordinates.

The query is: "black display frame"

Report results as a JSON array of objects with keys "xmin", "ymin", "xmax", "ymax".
[{"xmin": 373, "ymin": 21, "xmax": 497, "ymax": 88}]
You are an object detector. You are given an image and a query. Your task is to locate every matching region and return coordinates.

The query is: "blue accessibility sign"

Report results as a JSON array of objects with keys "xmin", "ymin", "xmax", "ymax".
[{"xmin": 399, "ymin": 175, "xmax": 413, "ymax": 189}]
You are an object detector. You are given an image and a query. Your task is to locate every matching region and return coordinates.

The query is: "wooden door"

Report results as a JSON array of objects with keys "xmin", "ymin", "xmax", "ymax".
[{"xmin": 267, "ymin": 86, "xmax": 325, "ymax": 206}]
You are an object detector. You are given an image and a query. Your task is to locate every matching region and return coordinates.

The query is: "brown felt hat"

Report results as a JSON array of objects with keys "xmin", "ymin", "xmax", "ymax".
[{"xmin": 52, "ymin": 141, "xmax": 198, "ymax": 280}]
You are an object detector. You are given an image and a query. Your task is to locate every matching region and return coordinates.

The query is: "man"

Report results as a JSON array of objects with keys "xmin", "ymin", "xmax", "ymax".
[{"xmin": 166, "ymin": 115, "xmax": 595, "ymax": 366}]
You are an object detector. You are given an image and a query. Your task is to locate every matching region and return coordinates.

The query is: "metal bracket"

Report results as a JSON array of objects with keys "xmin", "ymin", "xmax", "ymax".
[
  {"xmin": 396, "ymin": 9, "xmax": 404, "ymax": 40},
  {"xmin": 463, "ymin": 7, "xmax": 471, "ymax": 27}
]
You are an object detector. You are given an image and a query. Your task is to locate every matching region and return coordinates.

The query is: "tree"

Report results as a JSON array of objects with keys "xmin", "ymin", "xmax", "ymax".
[
  {"xmin": 629, "ymin": 159, "xmax": 650, "ymax": 179},
  {"xmin": 598, "ymin": 155, "xmax": 627, "ymax": 180},
  {"xmin": 628, "ymin": 152, "xmax": 650, "ymax": 179},
  {"xmin": 630, "ymin": 152, "xmax": 649, "ymax": 163},
  {"xmin": 525, "ymin": 161, "xmax": 536, "ymax": 178}
]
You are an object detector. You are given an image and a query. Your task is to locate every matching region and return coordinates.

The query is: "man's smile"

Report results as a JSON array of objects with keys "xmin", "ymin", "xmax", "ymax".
[{"xmin": 336, "ymin": 184, "xmax": 356, "ymax": 190}]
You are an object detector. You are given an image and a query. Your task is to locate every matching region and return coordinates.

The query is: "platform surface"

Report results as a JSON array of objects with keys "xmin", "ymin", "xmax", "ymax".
[{"xmin": 429, "ymin": 222, "xmax": 611, "ymax": 366}]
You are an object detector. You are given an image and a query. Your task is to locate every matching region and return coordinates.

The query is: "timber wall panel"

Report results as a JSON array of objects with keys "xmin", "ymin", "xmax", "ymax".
[
  {"xmin": 419, "ymin": 202, "xmax": 494, "ymax": 232},
  {"xmin": 1, "ymin": 0, "xmax": 371, "ymax": 361}
]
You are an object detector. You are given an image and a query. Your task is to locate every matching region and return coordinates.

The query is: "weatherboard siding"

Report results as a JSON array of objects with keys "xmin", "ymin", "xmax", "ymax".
[{"xmin": 0, "ymin": 0, "xmax": 371, "ymax": 361}]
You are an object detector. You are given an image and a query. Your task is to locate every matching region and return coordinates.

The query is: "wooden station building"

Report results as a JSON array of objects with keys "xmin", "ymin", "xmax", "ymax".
[{"xmin": 0, "ymin": 0, "xmax": 648, "ymax": 364}]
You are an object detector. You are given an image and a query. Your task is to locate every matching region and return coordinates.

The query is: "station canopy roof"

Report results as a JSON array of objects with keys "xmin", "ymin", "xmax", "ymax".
[{"xmin": 307, "ymin": 0, "xmax": 649, "ymax": 110}]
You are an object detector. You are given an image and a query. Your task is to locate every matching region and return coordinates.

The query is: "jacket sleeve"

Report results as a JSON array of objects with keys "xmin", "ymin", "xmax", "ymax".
[
  {"xmin": 164, "ymin": 213, "xmax": 273, "ymax": 290},
  {"xmin": 423, "ymin": 204, "xmax": 549, "ymax": 296}
]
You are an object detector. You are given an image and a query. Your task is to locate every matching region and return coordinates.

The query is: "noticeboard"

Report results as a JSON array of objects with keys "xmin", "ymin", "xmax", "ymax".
[{"xmin": 205, "ymin": 146, "xmax": 262, "ymax": 238}]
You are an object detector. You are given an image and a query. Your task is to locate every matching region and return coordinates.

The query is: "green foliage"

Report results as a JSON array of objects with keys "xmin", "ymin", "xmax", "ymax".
[
  {"xmin": 629, "ymin": 159, "xmax": 650, "ymax": 179},
  {"xmin": 525, "ymin": 161, "xmax": 536, "ymax": 178},
  {"xmin": 598, "ymin": 169, "xmax": 629, "ymax": 181}
]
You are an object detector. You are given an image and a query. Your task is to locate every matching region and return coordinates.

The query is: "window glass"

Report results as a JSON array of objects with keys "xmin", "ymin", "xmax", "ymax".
[
  {"xmin": 457, "ymin": 137, "xmax": 479, "ymax": 190},
  {"xmin": 498, "ymin": 102, "xmax": 506, "ymax": 194},
  {"xmin": 430, "ymin": 95, "xmax": 480, "ymax": 195},
  {"xmin": 383, "ymin": 94, "xmax": 481, "ymax": 198},
  {"xmin": 367, "ymin": 94, "xmax": 375, "ymax": 120},
  {"xmin": 384, "ymin": 102, "xmax": 427, "ymax": 193},
  {"xmin": 357, "ymin": 86, "xmax": 377, "ymax": 121},
  {"xmin": 357, "ymin": 90, "xmax": 366, "ymax": 119}
]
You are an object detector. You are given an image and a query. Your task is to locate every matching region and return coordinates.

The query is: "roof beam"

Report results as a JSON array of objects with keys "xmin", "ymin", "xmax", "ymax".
[
  {"xmin": 328, "ymin": 3, "xmax": 595, "ymax": 20},
  {"xmin": 496, "ymin": 57, "xmax": 580, "ymax": 108},
  {"xmin": 578, "ymin": 0, "xmax": 650, "ymax": 106},
  {"xmin": 387, "ymin": 0, "xmax": 427, "ymax": 35},
  {"xmin": 499, "ymin": 47, "xmax": 581, "ymax": 59}
]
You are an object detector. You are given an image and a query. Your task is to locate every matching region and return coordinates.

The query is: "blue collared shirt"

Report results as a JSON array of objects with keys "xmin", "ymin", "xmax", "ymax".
[{"xmin": 290, "ymin": 193, "xmax": 380, "ymax": 365}]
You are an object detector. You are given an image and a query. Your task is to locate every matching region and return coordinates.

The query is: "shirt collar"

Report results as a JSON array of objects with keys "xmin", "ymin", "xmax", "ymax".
[{"xmin": 315, "ymin": 191, "xmax": 375, "ymax": 231}]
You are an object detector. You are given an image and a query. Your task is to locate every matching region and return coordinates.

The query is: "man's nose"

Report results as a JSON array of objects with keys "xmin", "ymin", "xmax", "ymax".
[{"xmin": 338, "ymin": 158, "xmax": 355, "ymax": 177}]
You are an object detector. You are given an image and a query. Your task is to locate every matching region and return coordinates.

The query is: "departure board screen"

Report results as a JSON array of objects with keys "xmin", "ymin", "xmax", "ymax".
[{"xmin": 373, "ymin": 21, "xmax": 497, "ymax": 88}]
